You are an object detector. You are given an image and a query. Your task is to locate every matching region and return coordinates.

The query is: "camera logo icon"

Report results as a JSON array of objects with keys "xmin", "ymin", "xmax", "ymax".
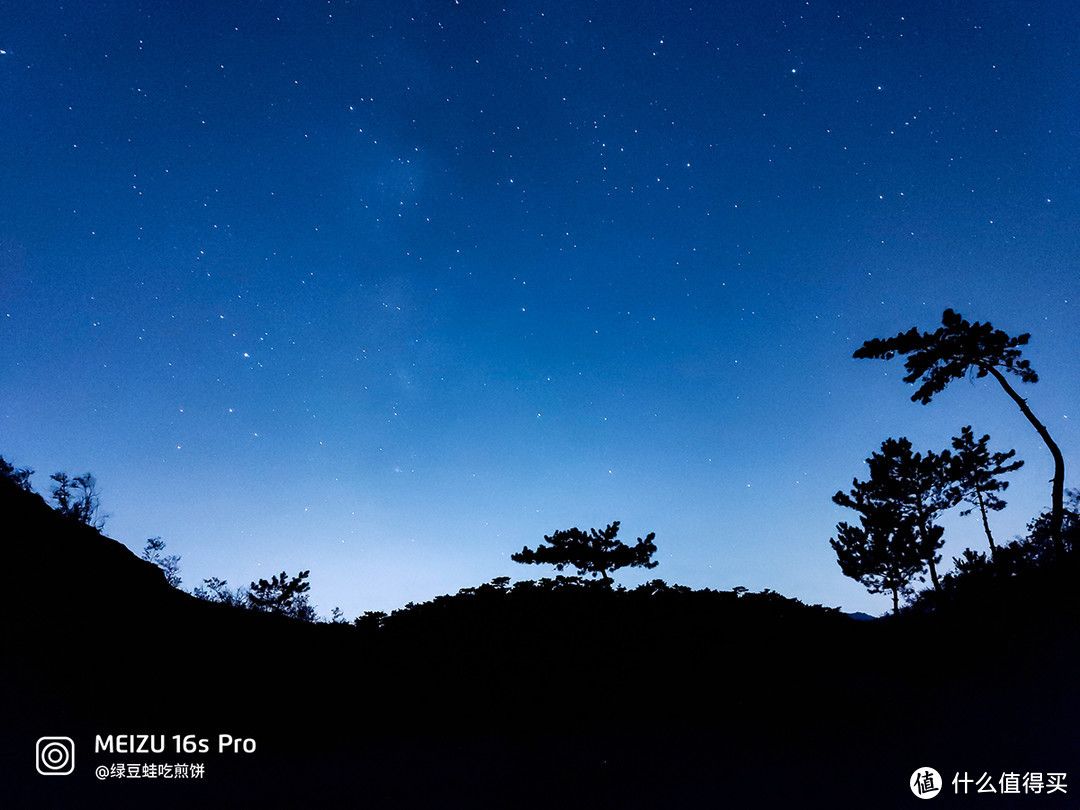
[{"xmin": 36, "ymin": 737, "xmax": 75, "ymax": 776}]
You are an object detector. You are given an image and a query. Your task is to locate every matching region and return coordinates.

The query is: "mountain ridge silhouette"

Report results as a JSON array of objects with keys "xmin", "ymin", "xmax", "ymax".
[{"xmin": 3, "ymin": 474, "xmax": 1077, "ymax": 808}]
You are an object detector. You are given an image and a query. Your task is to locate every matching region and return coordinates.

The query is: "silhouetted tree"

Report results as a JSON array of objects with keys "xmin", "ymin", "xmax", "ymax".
[
  {"xmin": 329, "ymin": 606, "xmax": 348, "ymax": 624},
  {"xmin": 0, "ymin": 456, "xmax": 34, "ymax": 491},
  {"xmin": 141, "ymin": 537, "xmax": 182, "ymax": 589},
  {"xmin": 834, "ymin": 438, "xmax": 953, "ymax": 591},
  {"xmin": 354, "ymin": 610, "xmax": 387, "ymax": 630},
  {"xmin": 49, "ymin": 471, "xmax": 107, "ymax": 529},
  {"xmin": 951, "ymin": 547, "xmax": 992, "ymax": 578},
  {"xmin": 854, "ymin": 309, "xmax": 1067, "ymax": 559},
  {"xmin": 947, "ymin": 426, "xmax": 1024, "ymax": 557},
  {"xmin": 248, "ymin": 570, "xmax": 316, "ymax": 621},
  {"xmin": 192, "ymin": 576, "xmax": 249, "ymax": 607},
  {"xmin": 1025, "ymin": 489, "xmax": 1079, "ymax": 559},
  {"xmin": 511, "ymin": 521, "xmax": 658, "ymax": 585},
  {"xmin": 830, "ymin": 505, "xmax": 925, "ymax": 614}
]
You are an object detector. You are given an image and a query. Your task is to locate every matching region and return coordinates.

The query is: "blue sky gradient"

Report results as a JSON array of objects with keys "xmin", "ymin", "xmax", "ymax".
[{"xmin": 2, "ymin": 0, "xmax": 1078, "ymax": 617}]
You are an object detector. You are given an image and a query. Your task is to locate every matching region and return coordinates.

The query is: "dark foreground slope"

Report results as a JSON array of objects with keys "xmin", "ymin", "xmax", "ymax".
[{"xmin": 3, "ymin": 477, "xmax": 1077, "ymax": 809}]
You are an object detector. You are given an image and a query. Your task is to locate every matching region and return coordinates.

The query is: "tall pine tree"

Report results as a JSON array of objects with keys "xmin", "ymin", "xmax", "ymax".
[
  {"xmin": 834, "ymin": 438, "xmax": 955, "ymax": 592},
  {"xmin": 947, "ymin": 426, "xmax": 1024, "ymax": 558}
]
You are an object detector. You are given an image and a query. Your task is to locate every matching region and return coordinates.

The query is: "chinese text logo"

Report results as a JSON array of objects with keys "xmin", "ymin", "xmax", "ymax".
[{"xmin": 911, "ymin": 767, "xmax": 943, "ymax": 799}]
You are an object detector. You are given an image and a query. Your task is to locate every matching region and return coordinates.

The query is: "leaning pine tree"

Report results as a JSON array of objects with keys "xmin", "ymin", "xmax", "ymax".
[{"xmin": 854, "ymin": 309, "xmax": 1067, "ymax": 559}]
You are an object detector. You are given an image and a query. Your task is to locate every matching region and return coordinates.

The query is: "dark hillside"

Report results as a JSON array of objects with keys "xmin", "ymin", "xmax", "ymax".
[{"xmin": 3, "ymin": 476, "xmax": 1077, "ymax": 808}]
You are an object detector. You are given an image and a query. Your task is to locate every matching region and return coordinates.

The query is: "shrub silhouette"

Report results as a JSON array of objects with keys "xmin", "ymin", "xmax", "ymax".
[
  {"xmin": 49, "ymin": 471, "xmax": 107, "ymax": 529},
  {"xmin": 141, "ymin": 537, "xmax": 182, "ymax": 589},
  {"xmin": 1026, "ymin": 488, "xmax": 1079, "ymax": 558},
  {"xmin": 248, "ymin": 569, "xmax": 316, "ymax": 621},
  {"xmin": 192, "ymin": 576, "xmax": 249, "ymax": 607},
  {"xmin": 0, "ymin": 455, "xmax": 33, "ymax": 491}
]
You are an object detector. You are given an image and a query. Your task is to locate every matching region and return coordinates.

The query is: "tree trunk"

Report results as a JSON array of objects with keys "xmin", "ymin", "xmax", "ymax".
[
  {"xmin": 914, "ymin": 504, "xmax": 942, "ymax": 592},
  {"xmin": 983, "ymin": 365, "xmax": 1066, "ymax": 559},
  {"xmin": 926, "ymin": 554, "xmax": 941, "ymax": 592},
  {"xmin": 891, "ymin": 586, "xmax": 899, "ymax": 615},
  {"xmin": 974, "ymin": 487, "xmax": 997, "ymax": 558}
]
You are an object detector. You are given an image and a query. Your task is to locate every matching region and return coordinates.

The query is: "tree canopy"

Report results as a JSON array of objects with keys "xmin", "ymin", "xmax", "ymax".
[
  {"xmin": 853, "ymin": 308, "xmax": 1036, "ymax": 404},
  {"xmin": 833, "ymin": 438, "xmax": 953, "ymax": 592},
  {"xmin": 830, "ymin": 507, "xmax": 925, "ymax": 614},
  {"xmin": 511, "ymin": 521, "xmax": 658, "ymax": 585}
]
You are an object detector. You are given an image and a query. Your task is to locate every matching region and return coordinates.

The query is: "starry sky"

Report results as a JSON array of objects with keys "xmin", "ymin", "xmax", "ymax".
[{"xmin": 2, "ymin": 0, "xmax": 1078, "ymax": 618}]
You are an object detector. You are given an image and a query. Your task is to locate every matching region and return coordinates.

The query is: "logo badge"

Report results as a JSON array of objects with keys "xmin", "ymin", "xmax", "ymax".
[
  {"xmin": 911, "ymin": 767, "xmax": 942, "ymax": 799},
  {"xmin": 36, "ymin": 737, "xmax": 75, "ymax": 776}
]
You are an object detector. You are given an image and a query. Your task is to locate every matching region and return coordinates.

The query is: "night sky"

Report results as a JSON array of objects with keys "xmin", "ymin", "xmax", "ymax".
[{"xmin": 3, "ymin": 1, "xmax": 1077, "ymax": 618}]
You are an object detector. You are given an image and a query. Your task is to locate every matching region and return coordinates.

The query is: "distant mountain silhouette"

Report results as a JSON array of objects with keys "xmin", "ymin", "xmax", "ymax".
[
  {"xmin": 3, "ymin": 474, "xmax": 1077, "ymax": 809},
  {"xmin": 844, "ymin": 611, "xmax": 877, "ymax": 621}
]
